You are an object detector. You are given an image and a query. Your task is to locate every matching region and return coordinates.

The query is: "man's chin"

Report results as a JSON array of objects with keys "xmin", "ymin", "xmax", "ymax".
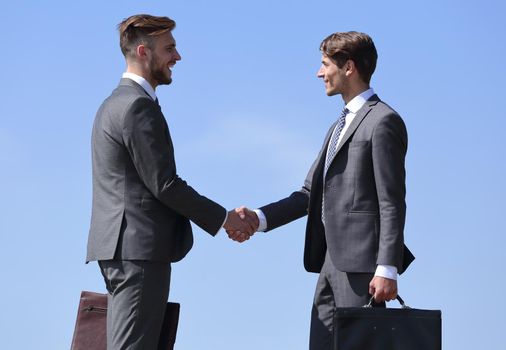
[
  {"xmin": 156, "ymin": 76, "xmax": 173, "ymax": 86},
  {"xmin": 150, "ymin": 69, "xmax": 173, "ymax": 86}
]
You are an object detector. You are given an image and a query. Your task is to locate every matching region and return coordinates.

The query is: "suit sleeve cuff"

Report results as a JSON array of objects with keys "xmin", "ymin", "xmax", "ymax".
[
  {"xmin": 374, "ymin": 265, "xmax": 398, "ymax": 280},
  {"xmin": 253, "ymin": 209, "xmax": 267, "ymax": 232}
]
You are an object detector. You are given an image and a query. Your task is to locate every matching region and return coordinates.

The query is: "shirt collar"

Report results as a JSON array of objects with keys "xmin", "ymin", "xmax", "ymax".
[
  {"xmin": 122, "ymin": 72, "xmax": 157, "ymax": 101},
  {"xmin": 344, "ymin": 88, "xmax": 375, "ymax": 114}
]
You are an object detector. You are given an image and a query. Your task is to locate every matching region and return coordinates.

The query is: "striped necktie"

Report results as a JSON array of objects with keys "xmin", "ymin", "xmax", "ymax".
[
  {"xmin": 322, "ymin": 107, "xmax": 348, "ymax": 225},
  {"xmin": 324, "ymin": 107, "xmax": 348, "ymax": 175}
]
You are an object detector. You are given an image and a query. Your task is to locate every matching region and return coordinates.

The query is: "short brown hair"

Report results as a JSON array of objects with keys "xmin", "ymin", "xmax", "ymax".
[
  {"xmin": 320, "ymin": 31, "xmax": 378, "ymax": 84},
  {"xmin": 118, "ymin": 14, "xmax": 176, "ymax": 58}
]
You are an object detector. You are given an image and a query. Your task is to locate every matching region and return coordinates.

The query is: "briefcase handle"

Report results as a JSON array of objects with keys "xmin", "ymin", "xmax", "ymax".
[{"xmin": 364, "ymin": 295, "xmax": 411, "ymax": 309}]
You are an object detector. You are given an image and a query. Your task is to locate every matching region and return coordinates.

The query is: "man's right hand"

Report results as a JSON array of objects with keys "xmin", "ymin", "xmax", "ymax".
[
  {"xmin": 223, "ymin": 207, "xmax": 259, "ymax": 243},
  {"xmin": 369, "ymin": 276, "xmax": 398, "ymax": 303}
]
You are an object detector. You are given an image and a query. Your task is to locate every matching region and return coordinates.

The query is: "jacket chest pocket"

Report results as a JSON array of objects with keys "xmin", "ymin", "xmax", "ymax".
[
  {"xmin": 348, "ymin": 140, "xmax": 370, "ymax": 154},
  {"xmin": 348, "ymin": 141, "xmax": 372, "ymax": 170}
]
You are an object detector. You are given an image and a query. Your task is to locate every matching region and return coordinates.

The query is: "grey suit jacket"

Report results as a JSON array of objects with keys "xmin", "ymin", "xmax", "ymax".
[
  {"xmin": 87, "ymin": 79, "xmax": 226, "ymax": 263},
  {"xmin": 260, "ymin": 95, "xmax": 414, "ymax": 274}
]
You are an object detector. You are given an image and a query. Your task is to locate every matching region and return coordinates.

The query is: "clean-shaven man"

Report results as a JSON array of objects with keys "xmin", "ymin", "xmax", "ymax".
[
  {"xmin": 234, "ymin": 31, "xmax": 414, "ymax": 349},
  {"xmin": 87, "ymin": 14, "xmax": 256, "ymax": 349}
]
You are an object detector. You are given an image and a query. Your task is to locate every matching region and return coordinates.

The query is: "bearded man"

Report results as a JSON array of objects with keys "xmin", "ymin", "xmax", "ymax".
[{"xmin": 86, "ymin": 14, "xmax": 256, "ymax": 349}]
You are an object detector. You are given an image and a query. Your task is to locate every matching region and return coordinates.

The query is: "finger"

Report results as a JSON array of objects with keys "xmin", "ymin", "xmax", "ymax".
[
  {"xmin": 243, "ymin": 226, "xmax": 254, "ymax": 236},
  {"xmin": 236, "ymin": 206, "xmax": 246, "ymax": 220},
  {"xmin": 368, "ymin": 282, "xmax": 375, "ymax": 297},
  {"xmin": 239, "ymin": 222, "xmax": 254, "ymax": 235},
  {"xmin": 229, "ymin": 231, "xmax": 242, "ymax": 241},
  {"xmin": 246, "ymin": 218, "xmax": 257, "ymax": 232},
  {"xmin": 228, "ymin": 233, "xmax": 238, "ymax": 241},
  {"xmin": 241, "ymin": 215, "xmax": 254, "ymax": 227},
  {"xmin": 237, "ymin": 233, "xmax": 249, "ymax": 243},
  {"xmin": 374, "ymin": 291, "xmax": 385, "ymax": 303},
  {"xmin": 244, "ymin": 210, "xmax": 256, "ymax": 220},
  {"xmin": 244, "ymin": 211, "xmax": 259, "ymax": 227}
]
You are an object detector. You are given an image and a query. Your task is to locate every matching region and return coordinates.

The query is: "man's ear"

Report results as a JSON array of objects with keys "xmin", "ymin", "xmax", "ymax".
[
  {"xmin": 136, "ymin": 44, "xmax": 149, "ymax": 59},
  {"xmin": 345, "ymin": 59, "xmax": 355, "ymax": 77}
]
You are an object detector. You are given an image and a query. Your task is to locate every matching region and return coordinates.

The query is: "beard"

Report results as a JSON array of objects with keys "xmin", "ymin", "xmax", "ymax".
[{"xmin": 148, "ymin": 53, "xmax": 172, "ymax": 86}]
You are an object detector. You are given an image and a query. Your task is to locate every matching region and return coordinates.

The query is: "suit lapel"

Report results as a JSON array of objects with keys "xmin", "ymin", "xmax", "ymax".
[
  {"xmin": 318, "ymin": 120, "xmax": 338, "ymax": 175},
  {"xmin": 304, "ymin": 121, "xmax": 336, "ymax": 194},
  {"xmin": 327, "ymin": 95, "xmax": 380, "ymax": 166},
  {"xmin": 323, "ymin": 120, "xmax": 338, "ymax": 155}
]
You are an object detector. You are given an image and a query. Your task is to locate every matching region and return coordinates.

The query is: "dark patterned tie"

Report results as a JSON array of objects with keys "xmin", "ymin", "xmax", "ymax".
[
  {"xmin": 324, "ymin": 107, "xmax": 348, "ymax": 175},
  {"xmin": 322, "ymin": 107, "xmax": 348, "ymax": 225}
]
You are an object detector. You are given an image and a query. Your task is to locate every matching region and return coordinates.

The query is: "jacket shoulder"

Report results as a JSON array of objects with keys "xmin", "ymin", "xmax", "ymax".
[
  {"xmin": 371, "ymin": 99, "xmax": 401, "ymax": 118},
  {"xmin": 365, "ymin": 99, "xmax": 406, "ymax": 131},
  {"xmin": 95, "ymin": 85, "xmax": 155, "ymax": 126},
  {"xmin": 108, "ymin": 84, "xmax": 152, "ymax": 109}
]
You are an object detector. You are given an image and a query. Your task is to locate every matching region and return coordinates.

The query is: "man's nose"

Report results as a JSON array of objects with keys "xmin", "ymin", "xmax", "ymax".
[{"xmin": 317, "ymin": 66, "xmax": 324, "ymax": 78}]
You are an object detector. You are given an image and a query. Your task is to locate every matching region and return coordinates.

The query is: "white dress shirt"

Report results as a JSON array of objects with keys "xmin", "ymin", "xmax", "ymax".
[{"xmin": 254, "ymin": 88, "xmax": 398, "ymax": 280}]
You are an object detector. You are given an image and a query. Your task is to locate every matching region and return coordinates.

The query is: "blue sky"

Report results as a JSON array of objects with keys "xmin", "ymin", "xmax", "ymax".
[{"xmin": 1, "ymin": 0, "xmax": 505, "ymax": 349}]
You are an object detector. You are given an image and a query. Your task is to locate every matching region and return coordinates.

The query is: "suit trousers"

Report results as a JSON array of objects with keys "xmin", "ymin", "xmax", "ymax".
[
  {"xmin": 99, "ymin": 260, "xmax": 171, "ymax": 350},
  {"xmin": 309, "ymin": 253, "xmax": 383, "ymax": 350}
]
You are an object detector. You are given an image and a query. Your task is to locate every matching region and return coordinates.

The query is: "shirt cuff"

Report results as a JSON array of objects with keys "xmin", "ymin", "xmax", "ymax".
[
  {"xmin": 220, "ymin": 210, "xmax": 229, "ymax": 232},
  {"xmin": 374, "ymin": 265, "xmax": 398, "ymax": 280},
  {"xmin": 253, "ymin": 209, "xmax": 267, "ymax": 232}
]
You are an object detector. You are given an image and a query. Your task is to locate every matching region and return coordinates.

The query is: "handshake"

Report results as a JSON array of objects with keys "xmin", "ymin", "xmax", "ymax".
[{"xmin": 223, "ymin": 207, "xmax": 259, "ymax": 242}]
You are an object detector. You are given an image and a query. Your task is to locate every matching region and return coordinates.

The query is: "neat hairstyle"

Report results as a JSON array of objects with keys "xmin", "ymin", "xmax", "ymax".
[
  {"xmin": 118, "ymin": 14, "xmax": 176, "ymax": 58},
  {"xmin": 320, "ymin": 31, "xmax": 378, "ymax": 84}
]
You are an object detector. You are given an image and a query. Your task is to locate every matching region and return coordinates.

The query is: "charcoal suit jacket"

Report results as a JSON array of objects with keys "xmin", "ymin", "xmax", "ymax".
[
  {"xmin": 87, "ymin": 78, "xmax": 226, "ymax": 263},
  {"xmin": 260, "ymin": 95, "xmax": 414, "ymax": 274}
]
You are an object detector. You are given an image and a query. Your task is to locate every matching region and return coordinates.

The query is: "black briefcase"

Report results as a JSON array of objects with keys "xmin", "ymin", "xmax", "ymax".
[
  {"xmin": 71, "ymin": 291, "xmax": 180, "ymax": 350},
  {"xmin": 333, "ymin": 296, "xmax": 441, "ymax": 350}
]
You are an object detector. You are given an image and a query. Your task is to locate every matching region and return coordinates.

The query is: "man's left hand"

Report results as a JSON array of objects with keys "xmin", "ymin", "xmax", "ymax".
[{"xmin": 369, "ymin": 276, "xmax": 397, "ymax": 303}]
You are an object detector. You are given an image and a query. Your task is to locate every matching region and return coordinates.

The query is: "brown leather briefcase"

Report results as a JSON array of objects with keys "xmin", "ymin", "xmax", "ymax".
[{"xmin": 70, "ymin": 291, "xmax": 180, "ymax": 350}]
